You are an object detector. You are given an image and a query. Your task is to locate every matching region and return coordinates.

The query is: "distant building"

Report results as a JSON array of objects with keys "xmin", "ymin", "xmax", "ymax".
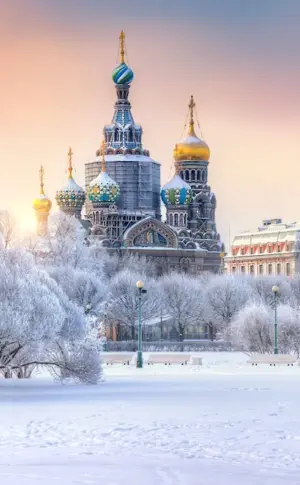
[{"xmin": 225, "ymin": 219, "xmax": 300, "ymax": 277}]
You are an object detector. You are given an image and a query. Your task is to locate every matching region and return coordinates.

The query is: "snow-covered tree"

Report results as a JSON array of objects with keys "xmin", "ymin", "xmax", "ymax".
[
  {"xmin": 158, "ymin": 274, "xmax": 200, "ymax": 341},
  {"xmin": 0, "ymin": 210, "xmax": 17, "ymax": 248},
  {"xmin": 0, "ymin": 246, "xmax": 101, "ymax": 383},
  {"xmin": 106, "ymin": 269, "xmax": 158, "ymax": 340},
  {"xmin": 205, "ymin": 275, "xmax": 252, "ymax": 329},
  {"xmin": 229, "ymin": 302, "xmax": 273, "ymax": 353}
]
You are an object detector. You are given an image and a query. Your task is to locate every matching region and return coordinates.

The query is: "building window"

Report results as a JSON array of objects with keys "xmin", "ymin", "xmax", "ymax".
[
  {"xmin": 185, "ymin": 170, "xmax": 189, "ymax": 181},
  {"xmin": 179, "ymin": 213, "xmax": 184, "ymax": 226},
  {"xmin": 277, "ymin": 263, "xmax": 281, "ymax": 274},
  {"xmin": 268, "ymin": 264, "xmax": 272, "ymax": 275},
  {"xmin": 259, "ymin": 264, "xmax": 264, "ymax": 275},
  {"xmin": 241, "ymin": 248, "xmax": 245, "ymax": 255},
  {"xmin": 232, "ymin": 267, "xmax": 237, "ymax": 273},
  {"xmin": 277, "ymin": 244, "xmax": 281, "ymax": 252},
  {"xmin": 268, "ymin": 246, "xmax": 272, "ymax": 253},
  {"xmin": 191, "ymin": 170, "xmax": 195, "ymax": 181},
  {"xmin": 169, "ymin": 213, "xmax": 174, "ymax": 226},
  {"xmin": 286, "ymin": 262, "xmax": 291, "ymax": 276},
  {"xmin": 197, "ymin": 170, "xmax": 201, "ymax": 181},
  {"xmin": 250, "ymin": 247, "xmax": 254, "ymax": 254},
  {"xmin": 174, "ymin": 213, "xmax": 178, "ymax": 226},
  {"xmin": 240, "ymin": 266, "xmax": 245, "ymax": 273},
  {"xmin": 259, "ymin": 246, "xmax": 263, "ymax": 254},
  {"xmin": 250, "ymin": 265, "xmax": 255, "ymax": 275}
]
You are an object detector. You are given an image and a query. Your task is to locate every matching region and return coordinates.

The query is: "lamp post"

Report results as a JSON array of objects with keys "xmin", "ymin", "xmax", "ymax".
[
  {"xmin": 272, "ymin": 285, "xmax": 280, "ymax": 354},
  {"xmin": 136, "ymin": 280, "xmax": 147, "ymax": 368}
]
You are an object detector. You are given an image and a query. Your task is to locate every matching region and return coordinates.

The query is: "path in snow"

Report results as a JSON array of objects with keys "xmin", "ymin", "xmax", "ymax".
[{"xmin": 0, "ymin": 355, "xmax": 299, "ymax": 484}]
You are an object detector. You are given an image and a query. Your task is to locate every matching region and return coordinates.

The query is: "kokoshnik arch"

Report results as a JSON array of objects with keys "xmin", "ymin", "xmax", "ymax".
[{"xmin": 33, "ymin": 31, "xmax": 225, "ymax": 275}]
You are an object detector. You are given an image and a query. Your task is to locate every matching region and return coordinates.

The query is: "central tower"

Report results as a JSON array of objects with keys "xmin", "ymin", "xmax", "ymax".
[{"xmin": 85, "ymin": 31, "xmax": 161, "ymax": 233}]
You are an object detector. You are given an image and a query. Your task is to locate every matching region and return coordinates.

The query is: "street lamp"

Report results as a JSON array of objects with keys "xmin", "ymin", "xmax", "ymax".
[
  {"xmin": 136, "ymin": 280, "xmax": 147, "ymax": 368},
  {"xmin": 272, "ymin": 285, "xmax": 280, "ymax": 355}
]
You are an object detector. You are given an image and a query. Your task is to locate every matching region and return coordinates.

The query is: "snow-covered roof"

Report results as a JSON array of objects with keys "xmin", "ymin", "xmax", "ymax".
[
  {"xmin": 232, "ymin": 221, "xmax": 300, "ymax": 247},
  {"xmin": 90, "ymin": 171, "xmax": 119, "ymax": 188},
  {"xmin": 87, "ymin": 155, "xmax": 159, "ymax": 164},
  {"xmin": 162, "ymin": 174, "xmax": 191, "ymax": 190},
  {"xmin": 59, "ymin": 177, "xmax": 84, "ymax": 193}
]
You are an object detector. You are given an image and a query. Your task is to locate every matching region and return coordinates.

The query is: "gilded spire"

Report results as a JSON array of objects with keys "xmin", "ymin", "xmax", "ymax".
[
  {"xmin": 39, "ymin": 165, "xmax": 45, "ymax": 195},
  {"xmin": 174, "ymin": 145, "xmax": 180, "ymax": 175},
  {"xmin": 68, "ymin": 146, "xmax": 73, "ymax": 179},
  {"xmin": 188, "ymin": 95, "xmax": 196, "ymax": 136},
  {"xmin": 119, "ymin": 30, "xmax": 125, "ymax": 64},
  {"xmin": 101, "ymin": 140, "xmax": 106, "ymax": 172}
]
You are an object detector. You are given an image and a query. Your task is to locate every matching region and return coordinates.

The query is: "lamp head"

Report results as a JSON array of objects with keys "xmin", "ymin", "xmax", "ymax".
[
  {"xmin": 272, "ymin": 285, "xmax": 280, "ymax": 294},
  {"xmin": 136, "ymin": 280, "xmax": 144, "ymax": 289}
]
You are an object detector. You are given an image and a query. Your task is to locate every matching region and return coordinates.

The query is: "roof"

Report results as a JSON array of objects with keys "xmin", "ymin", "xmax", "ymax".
[{"xmin": 231, "ymin": 221, "xmax": 300, "ymax": 247}]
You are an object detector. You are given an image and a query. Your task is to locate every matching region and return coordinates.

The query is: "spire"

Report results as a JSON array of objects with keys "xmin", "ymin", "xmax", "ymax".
[
  {"xmin": 67, "ymin": 146, "xmax": 73, "ymax": 179},
  {"xmin": 174, "ymin": 145, "xmax": 180, "ymax": 175},
  {"xmin": 101, "ymin": 140, "xmax": 106, "ymax": 172},
  {"xmin": 119, "ymin": 30, "xmax": 125, "ymax": 64},
  {"xmin": 39, "ymin": 165, "xmax": 45, "ymax": 195},
  {"xmin": 188, "ymin": 95, "xmax": 196, "ymax": 136}
]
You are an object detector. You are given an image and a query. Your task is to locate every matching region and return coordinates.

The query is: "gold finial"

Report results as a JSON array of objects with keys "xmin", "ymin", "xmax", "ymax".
[
  {"xmin": 67, "ymin": 146, "xmax": 73, "ymax": 179},
  {"xmin": 119, "ymin": 30, "xmax": 125, "ymax": 64},
  {"xmin": 101, "ymin": 140, "xmax": 106, "ymax": 172},
  {"xmin": 188, "ymin": 94, "xmax": 196, "ymax": 136},
  {"xmin": 39, "ymin": 165, "xmax": 45, "ymax": 195}
]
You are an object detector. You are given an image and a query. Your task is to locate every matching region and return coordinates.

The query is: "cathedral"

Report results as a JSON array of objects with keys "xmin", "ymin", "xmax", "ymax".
[{"xmin": 33, "ymin": 32, "xmax": 225, "ymax": 275}]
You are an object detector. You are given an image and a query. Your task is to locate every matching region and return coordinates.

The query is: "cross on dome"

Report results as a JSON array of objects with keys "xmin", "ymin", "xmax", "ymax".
[
  {"xmin": 68, "ymin": 146, "xmax": 74, "ymax": 179},
  {"xmin": 188, "ymin": 95, "xmax": 196, "ymax": 135},
  {"xmin": 39, "ymin": 165, "xmax": 45, "ymax": 194},
  {"xmin": 119, "ymin": 30, "xmax": 125, "ymax": 63}
]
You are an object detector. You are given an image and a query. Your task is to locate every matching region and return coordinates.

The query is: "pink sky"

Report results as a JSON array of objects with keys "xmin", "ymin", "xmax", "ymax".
[{"xmin": 0, "ymin": 2, "xmax": 300, "ymax": 247}]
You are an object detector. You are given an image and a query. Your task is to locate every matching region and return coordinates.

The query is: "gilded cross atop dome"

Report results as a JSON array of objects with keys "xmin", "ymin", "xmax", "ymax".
[
  {"xmin": 188, "ymin": 95, "xmax": 196, "ymax": 136},
  {"xmin": 68, "ymin": 146, "xmax": 73, "ymax": 179},
  {"xmin": 119, "ymin": 30, "xmax": 125, "ymax": 64},
  {"xmin": 39, "ymin": 165, "xmax": 45, "ymax": 194},
  {"xmin": 173, "ymin": 95, "xmax": 210, "ymax": 162},
  {"xmin": 101, "ymin": 140, "xmax": 106, "ymax": 172}
]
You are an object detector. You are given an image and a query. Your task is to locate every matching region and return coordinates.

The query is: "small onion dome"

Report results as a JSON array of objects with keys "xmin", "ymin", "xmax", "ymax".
[
  {"xmin": 55, "ymin": 177, "xmax": 85, "ymax": 209},
  {"xmin": 88, "ymin": 171, "xmax": 120, "ymax": 204},
  {"xmin": 33, "ymin": 193, "xmax": 52, "ymax": 213},
  {"xmin": 112, "ymin": 62, "xmax": 134, "ymax": 85},
  {"xmin": 174, "ymin": 125, "xmax": 210, "ymax": 162},
  {"xmin": 161, "ymin": 174, "xmax": 193, "ymax": 206}
]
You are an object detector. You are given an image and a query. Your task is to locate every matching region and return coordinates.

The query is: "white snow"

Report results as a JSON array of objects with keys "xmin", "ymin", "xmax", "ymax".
[{"xmin": 0, "ymin": 352, "xmax": 300, "ymax": 484}]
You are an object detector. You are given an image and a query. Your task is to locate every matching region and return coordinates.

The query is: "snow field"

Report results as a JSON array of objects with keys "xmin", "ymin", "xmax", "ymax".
[{"xmin": 0, "ymin": 352, "xmax": 300, "ymax": 484}]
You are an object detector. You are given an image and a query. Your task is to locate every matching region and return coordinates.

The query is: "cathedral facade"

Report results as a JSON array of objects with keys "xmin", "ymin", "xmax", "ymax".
[{"xmin": 33, "ymin": 31, "xmax": 225, "ymax": 275}]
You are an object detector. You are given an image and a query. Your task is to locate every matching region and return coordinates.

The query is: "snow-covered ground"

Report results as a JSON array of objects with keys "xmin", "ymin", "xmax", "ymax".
[{"xmin": 1, "ymin": 352, "xmax": 300, "ymax": 484}]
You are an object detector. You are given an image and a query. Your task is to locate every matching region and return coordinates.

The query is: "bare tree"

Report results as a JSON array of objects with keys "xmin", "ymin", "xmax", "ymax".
[{"xmin": 0, "ymin": 210, "xmax": 17, "ymax": 248}]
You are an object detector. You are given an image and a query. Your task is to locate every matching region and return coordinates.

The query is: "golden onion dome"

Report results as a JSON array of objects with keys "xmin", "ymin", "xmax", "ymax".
[
  {"xmin": 174, "ymin": 95, "xmax": 210, "ymax": 162},
  {"xmin": 33, "ymin": 166, "xmax": 52, "ymax": 214}
]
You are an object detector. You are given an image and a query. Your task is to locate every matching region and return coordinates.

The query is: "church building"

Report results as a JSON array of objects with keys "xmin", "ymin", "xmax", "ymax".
[{"xmin": 33, "ymin": 31, "xmax": 225, "ymax": 275}]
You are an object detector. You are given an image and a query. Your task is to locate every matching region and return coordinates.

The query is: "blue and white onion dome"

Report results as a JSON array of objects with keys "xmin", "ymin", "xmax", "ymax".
[
  {"xmin": 55, "ymin": 149, "xmax": 85, "ymax": 210},
  {"xmin": 112, "ymin": 62, "xmax": 134, "ymax": 85},
  {"xmin": 88, "ymin": 171, "xmax": 120, "ymax": 204},
  {"xmin": 161, "ymin": 174, "xmax": 193, "ymax": 206}
]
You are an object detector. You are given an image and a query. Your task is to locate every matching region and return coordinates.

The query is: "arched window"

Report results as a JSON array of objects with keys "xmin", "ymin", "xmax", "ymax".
[
  {"xmin": 184, "ymin": 214, "xmax": 187, "ymax": 226},
  {"xmin": 174, "ymin": 213, "xmax": 178, "ymax": 226},
  {"xmin": 286, "ymin": 262, "xmax": 291, "ymax": 276},
  {"xmin": 114, "ymin": 129, "xmax": 120, "ymax": 142},
  {"xmin": 169, "ymin": 213, "xmax": 174, "ymax": 226},
  {"xmin": 185, "ymin": 170, "xmax": 189, "ymax": 181},
  {"xmin": 128, "ymin": 129, "xmax": 133, "ymax": 142},
  {"xmin": 180, "ymin": 171, "xmax": 184, "ymax": 179},
  {"xmin": 179, "ymin": 213, "xmax": 184, "ymax": 226},
  {"xmin": 197, "ymin": 170, "xmax": 201, "ymax": 181},
  {"xmin": 277, "ymin": 263, "xmax": 281, "ymax": 274},
  {"xmin": 95, "ymin": 212, "xmax": 100, "ymax": 224},
  {"xmin": 191, "ymin": 170, "xmax": 195, "ymax": 181},
  {"xmin": 268, "ymin": 263, "xmax": 272, "ymax": 275}
]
